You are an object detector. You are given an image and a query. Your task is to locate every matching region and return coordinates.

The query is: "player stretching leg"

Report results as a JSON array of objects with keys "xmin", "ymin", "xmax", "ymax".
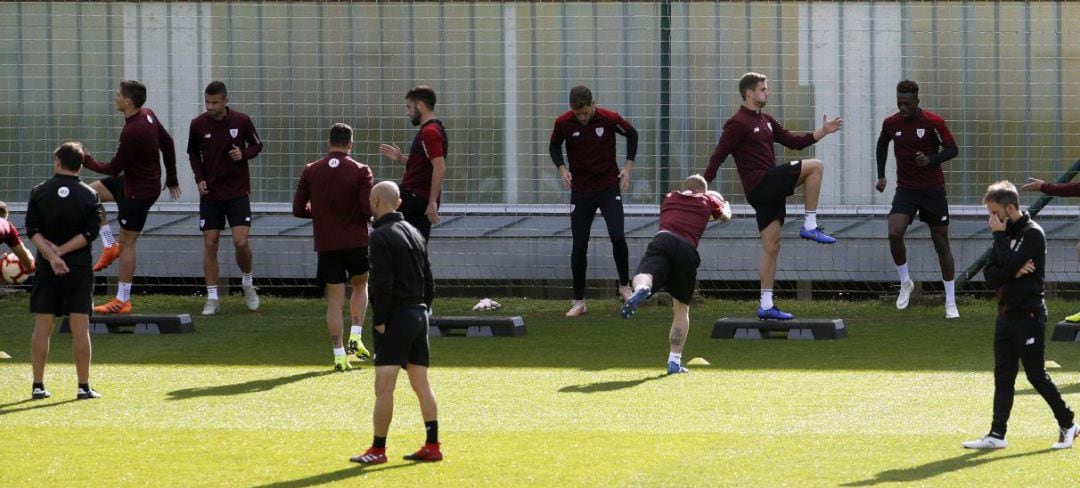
[
  {"xmin": 703, "ymin": 72, "xmax": 841, "ymax": 321},
  {"xmin": 622, "ymin": 175, "xmax": 729, "ymax": 374}
]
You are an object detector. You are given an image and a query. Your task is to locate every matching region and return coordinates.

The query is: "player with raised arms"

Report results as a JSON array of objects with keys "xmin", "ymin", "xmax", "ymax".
[
  {"xmin": 82, "ymin": 80, "xmax": 180, "ymax": 314},
  {"xmin": 621, "ymin": 175, "xmax": 729, "ymax": 374},
  {"xmin": 703, "ymin": 72, "xmax": 841, "ymax": 321}
]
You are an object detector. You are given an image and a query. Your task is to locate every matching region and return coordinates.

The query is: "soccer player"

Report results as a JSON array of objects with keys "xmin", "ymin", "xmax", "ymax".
[
  {"xmin": 963, "ymin": 181, "xmax": 1077, "ymax": 450},
  {"xmin": 26, "ymin": 142, "xmax": 105, "ymax": 400},
  {"xmin": 0, "ymin": 201, "xmax": 35, "ymax": 273},
  {"xmin": 82, "ymin": 80, "xmax": 180, "ymax": 314},
  {"xmin": 876, "ymin": 80, "xmax": 960, "ymax": 318},
  {"xmin": 350, "ymin": 181, "xmax": 441, "ymax": 465},
  {"xmin": 1021, "ymin": 176, "xmax": 1080, "ymax": 322},
  {"xmin": 549, "ymin": 85, "xmax": 639, "ymax": 316},
  {"xmin": 378, "ymin": 85, "xmax": 446, "ymax": 242},
  {"xmin": 188, "ymin": 81, "xmax": 264, "ymax": 315},
  {"xmin": 704, "ymin": 72, "xmax": 841, "ymax": 321},
  {"xmin": 292, "ymin": 123, "xmax": 374, "ymax": 370},
  {"xmin": 621, "ymin": 175, "xmax": 728, "ymax": 375}
]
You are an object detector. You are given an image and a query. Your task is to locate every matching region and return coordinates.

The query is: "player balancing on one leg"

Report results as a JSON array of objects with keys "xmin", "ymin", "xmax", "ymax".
[
  {"xmin": 350, "ymin": 181, "xmax": 441, "ymax": 465},
  {"xmin": 962, "ymin": 180, "xmax": 1077, "ymax": 450},
  {"xmin": 292, "ymin": 123, "xmax": 374, "ymax": 370},
  {"xmin": 1021, "ymin": 176, "xmax": 1080, "ymax": 323},
  {"xmin": 27, "ymin": 142, "xmax": 105, "ymax": 400},
  {"xmin": 188, "ymin": 81, "xmax": 264, "ymax": 315},
  {"xmin": 876, "ymin": 80, "xmax": 960, "ymax": 319},
  {"xmin": 621, "ymin": 175, "xmax": 730, "ymax": 375},
  {"xmin": 549, "ymin": 85, "xmax": 639, "ymax": 316},
  {"xmin": 0, "ymin": 201, "xmax": 36, "ymax": 278},
  {"xmin": 82, "ymin": 80, "xmax": 180, "ymax": 314},
  {"xmin": 703, "ymin": 72, "xmax": 842, "ymax": 321}
]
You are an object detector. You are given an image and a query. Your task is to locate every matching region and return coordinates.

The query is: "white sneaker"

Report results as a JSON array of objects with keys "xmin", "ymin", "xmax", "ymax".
[
  {"xmin": 962, "ymin": 435, "xmax": 1007, "ymax": 449},
  {"xmin": 243, "ymin": 285, "xmax": 260, "ymax": 311},
  {"xmin": 201, "ymin": 298, "xmax": 219, "ymax": 316},
  {"xmin": 565, "ymin": 300, "xmax": 587, "ymax": 317},
  {"xmin": 946, "ymin": 302, "xmax": 960, "ymax": 319},
  {"xmin": 1052, "ymin": 424, "xmax": 1079, "ymax": 450},
  {"xmin": 618, "ymin": 286, "xmax": 633, "ymax": 302},
  {"xmin": 896, "ymin": 280, "xmax": 915, "ymax": 310}
]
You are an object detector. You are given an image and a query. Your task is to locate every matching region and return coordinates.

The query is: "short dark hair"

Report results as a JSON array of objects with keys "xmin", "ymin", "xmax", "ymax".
[
  {"xmin": 0, "ymin": 201, "xmax": 8, "ymax": 219},
  {"xmin": 329, "ymin": 123, "xmax": 353, "ymax": 147},
  {"xmin": 984, "ymin": 180, "xmax": 1020, "ymax": 209},
  {"xmin": 897, "ymin": 79, "xmax": 919, "ymax": 96},
  {"xmin": 569, "ymin": 85, "xmax": 593, "ymax": 109},
  {"xmin": 54, "ymin": 141, "xmax": 85, "ymax": 171},
  {"xmin": 406, "ymin": 85, "xmax": 437, "ymax": 110},
  {"xmin": 120, "ymin": 80, "xmax": 147, "ymax": 108},
  {"xmin": 205, "ymin": 81, "xmax": 228, "ymax": 97},
  {"xmin": 739, "ymin": 72, "xmax": 768, "ymax": 100}
]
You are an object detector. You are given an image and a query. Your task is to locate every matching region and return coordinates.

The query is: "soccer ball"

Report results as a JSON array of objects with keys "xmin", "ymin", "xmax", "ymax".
[
  {"xmin": 1, "ymin": 253, "xmax": 33, "ymax": 284},
  {"xmin": 707, "ymin": 191, "xmax": 733, "ymax": 222}
]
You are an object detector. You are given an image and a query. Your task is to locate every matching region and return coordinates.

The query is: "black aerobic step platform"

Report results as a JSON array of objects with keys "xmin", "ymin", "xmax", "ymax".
[
  {"xmin": 60, "ymin": 314, "xmax": 195, "ymax": 334},
  {"xmin": 1052, "ymin": 321, "xmax": 1080, "ymax": 342},
  {"xmin": 712, "ymin": 318, "xmax": 847, "ymax": 340},
  {"xmin": 429, "ymin": 316, "xmax": 526, "ymax": 337}
]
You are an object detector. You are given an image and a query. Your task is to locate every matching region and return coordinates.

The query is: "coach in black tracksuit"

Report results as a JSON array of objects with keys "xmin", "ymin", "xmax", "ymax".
[{"xmin": 970, "ymin": 181, "xmax": 1075, "ymax": 448}]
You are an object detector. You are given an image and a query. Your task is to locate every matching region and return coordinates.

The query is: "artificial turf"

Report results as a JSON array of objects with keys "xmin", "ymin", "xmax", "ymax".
[{"xmin": 1, "ymin": 294, "xmax": 1078, "ymax": 486}]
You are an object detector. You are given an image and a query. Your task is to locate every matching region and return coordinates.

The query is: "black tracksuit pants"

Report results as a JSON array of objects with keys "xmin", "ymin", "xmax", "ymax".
[
  {"xmin": 991, "ymin": 310, "xmax": 1075, "ymax": 436},
  {"xmin": 570, "ymin": 187, "xmax": 629, "ymax": 300}
]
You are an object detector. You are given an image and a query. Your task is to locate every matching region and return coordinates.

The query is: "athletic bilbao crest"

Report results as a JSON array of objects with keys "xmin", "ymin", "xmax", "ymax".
[
  {"xmin": 916, "ymin": 128, "xmax": 925, "ymax": 138},
  {"xmin": 595, "ymin": 127, "xmax": 604, "ymax": 137},
  {"xmin": 767, "ymin": 122, "xmax": 773, "ymax": 132},
  {"xmin": 230, "ymin": 128, "xmax": 239, "ymax": 139}
]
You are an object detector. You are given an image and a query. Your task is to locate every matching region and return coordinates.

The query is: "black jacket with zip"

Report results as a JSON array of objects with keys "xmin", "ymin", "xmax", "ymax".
[{"xmin": 983, "ymin": 212, "xmax": 1046, "ymax": 316}]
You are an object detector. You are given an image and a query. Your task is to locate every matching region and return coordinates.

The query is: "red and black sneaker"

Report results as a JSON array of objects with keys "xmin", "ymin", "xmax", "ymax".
[
  {"xmin": 403, "ymin": 442, "xmax": 443, "ymax": 462},
  {"xmin": 349, "ymin": 447, "xmax": 387, "ymax": 465}
]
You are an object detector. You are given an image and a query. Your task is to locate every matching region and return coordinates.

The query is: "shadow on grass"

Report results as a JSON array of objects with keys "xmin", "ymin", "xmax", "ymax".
[
  {"xmin": 165, "ymin": 370, "xmax": 335, "ymax": 401},
  {"xmin": 1019, "ymin": 382, "xmax": 1080, "ymax": 396},
  {"xmin": 0, "ymin": 398, "xmax": 80, "ymax": 416},
  {"xmin": 252, "ymin": 462, "xmax": 420, "ymax": 488},
  {"xmin": 558, "ymin": 373, "xmax": 667, "ymax": 393},
  {"xmin": 841, "ymin": 448, "xmax": 1055, "ymax": 486}
]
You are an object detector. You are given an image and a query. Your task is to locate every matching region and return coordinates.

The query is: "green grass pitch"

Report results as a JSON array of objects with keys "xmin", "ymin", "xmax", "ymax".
[{"xmin": 1, "ymin": 294, "xmax": 1078, "ymax": 486}]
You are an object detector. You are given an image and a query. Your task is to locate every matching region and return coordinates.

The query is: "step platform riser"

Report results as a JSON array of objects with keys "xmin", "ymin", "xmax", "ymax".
[
  {"xmin": 59, "ymin": 314, "xmax": 195, "ymax": 334},
  {"xmin": 1052, "ymin": 321, "xmax": 1080, "ymax": 342},
  {"xmin": 712, "ymin": 318, "xmax": 847, "ymax": 340},
  {"xmin": 429, "ymin": 316, "xmax": 526, "ymax": 337}
]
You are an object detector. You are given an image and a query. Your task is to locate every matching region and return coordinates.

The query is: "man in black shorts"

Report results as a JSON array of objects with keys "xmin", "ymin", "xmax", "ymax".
[
  {"xmin": 292, "ymin": 123, "xmax": 374, "ymax": 370},
  {"xmin": 26, "ymin": 142, "xmax": 105, "ymax": 400},
  {"xmin": 876, "ymin": 80, "xmax": 960, "ymax": 318},
  {"xmin": 82, "ymin": 80, "xmax": 180, "ymax": 314},
  {"xmin": 703, "ymin": 72, "xmax": 842, "ymax": 320},
  {"xmin": 350, "ymin": 181, "xmax": 441, "ymax": 465},
  {"xmin": 621, "ymin": 175, "xmax": 728, "ymax": 375},
  {"xmin": 189, "ymin": 81, "xmax": 264, "ymax": 315}
]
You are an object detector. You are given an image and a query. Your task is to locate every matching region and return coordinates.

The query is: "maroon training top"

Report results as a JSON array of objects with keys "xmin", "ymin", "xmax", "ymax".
[
  {"xmin": 400, "ymin": 119, "xmax": 447, "ymax": 201},
  {"xmin": 550, "ymin": 107, "xmax": 638, "ymax": 195},
  {"xmin": 187, "ymin": 107, "xmax": 263, "ymax": 200},
  {"xmin": 658, "ymin": 190, "xmax": 725, "ymax": 248},
  {"xmin": 879, "ymin": 109, "xmax": 956, "ymax": 190},
  {"xmin": 704, "ymin": 105, "xmax": 817, "ymax": 195},
  {"xmin": 0, "ymin": 217, "xmax": 22, "ymax": 248},
  {"xmin": 83, "ymin": 108, "xmax": 179, "ymax": 200},
  {"xmin": 1040, "ymin": 182, "xmax": 1080, "ymax": 197},
  {"xmin": 292, "ymin": 151, "xmax": 374, "ymax": 252}
]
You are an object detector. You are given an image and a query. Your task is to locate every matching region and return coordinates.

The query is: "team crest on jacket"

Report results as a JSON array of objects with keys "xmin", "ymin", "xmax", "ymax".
[
  {"xmin": 767, "ymin": 122, "xmax": 773, "ymax": 131},
  {"xmin": 329, "ymin": 158, "xmax": 340, "ymax": 168},
  {"xmin": 230, "ymin": 128, "xmax": 239, "ymax": 138},
  {"xmin": 916, "ymin": 128, "xmax": 925, "ymax": 138},
  {"xmin": 595, "ymin": 127, "xmax": 604, "ymax": 137}
]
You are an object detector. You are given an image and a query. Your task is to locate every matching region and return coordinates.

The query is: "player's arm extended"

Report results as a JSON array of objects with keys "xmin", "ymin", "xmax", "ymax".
[
  {"xmin": 187, "ymin": 121, "xmax": 206, "ymax": 184},
  {"xmin": 10, "ymin": 244, "xmax": 34, "ymax": 271},
  {"xmin": 1039, "ymin": 182, "xmax": 1080, "ymax": 197},
  {"xmin": 291, "ymin": 169, "xmax": 312, "ymax": 219},
  {"xmin": 704, "ymin": 119, "xmax": 745, "ymax": 183},
  {"xmin": 876, "ymin": 130, "xmax": 891, "ymax": 179},
  {"xmin": 158, "ymin": 123, "xmax": 180, "ymax": 189},
  {"xmin": 81, "ymin": 138, "xmax": 133, "ymax": 176},
  {"xmin": 242, "ymin": 117, "xmax": 264, "ymax": 160}
]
